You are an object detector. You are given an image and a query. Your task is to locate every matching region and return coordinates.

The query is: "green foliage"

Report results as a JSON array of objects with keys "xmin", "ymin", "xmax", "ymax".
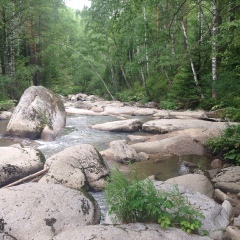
[
  {"xmin": 159, "ymin": 101, "xmax": 178, "ymax": 110},
  {"xmin": 167, "ymin": 68, "xmax": 202, "ymax": 109},
  {"xmin": 115, "ymin": 88, "xmax": 148, "ymax": 103},
  {"xmin": 104, "ymin": 167, "xmax": 205, "ymax": 234},
  {"xmin": 206, "ymin": 124, "xmax": 240, "ymax": 165},
  {"xmin": 220, "ymin": 108, "xmax": 240, "ymax": 122},
  {"xmin": 0, "ymin": 99, "xmax": 16, "ymax": 111}
]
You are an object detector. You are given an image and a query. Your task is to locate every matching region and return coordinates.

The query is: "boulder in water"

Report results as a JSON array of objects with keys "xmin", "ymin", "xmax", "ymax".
[{"xmin": 6, "ymin": 86, "xmax": 66, "ymax": 140}]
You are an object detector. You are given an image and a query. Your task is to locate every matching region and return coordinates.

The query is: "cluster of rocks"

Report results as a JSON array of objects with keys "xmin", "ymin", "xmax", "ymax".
[{"xmin": 0, "ymin": 89, "xmax": 240, "ymax": 239}]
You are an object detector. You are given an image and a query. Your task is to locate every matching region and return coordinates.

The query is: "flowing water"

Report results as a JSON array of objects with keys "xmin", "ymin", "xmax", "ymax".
[{"xmin": 0, "ymin": 113, "xmax": 214, "ymax": 217}]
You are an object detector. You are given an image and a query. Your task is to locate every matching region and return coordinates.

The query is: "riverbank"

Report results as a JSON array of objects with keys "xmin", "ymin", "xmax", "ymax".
[{"xmin": 0, "ymin": 91, "xmax": 239, "ymax": 239}]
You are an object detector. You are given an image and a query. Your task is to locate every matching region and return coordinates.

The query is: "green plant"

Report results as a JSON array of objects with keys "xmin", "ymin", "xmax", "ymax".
[
  {"xmin": 104, "ymin": 167, "xmax": 205, "ymax": 234},
  {"xmin": 220, "ymin": 108, "xmax": 240, "ymax": 122},
  {"xmin": 206, "ymin": 124, "xmax": 240, "ymax": 165},
  {"xmin": 0, "ymin": 100, "xmax": 16, "ymax": 111}
]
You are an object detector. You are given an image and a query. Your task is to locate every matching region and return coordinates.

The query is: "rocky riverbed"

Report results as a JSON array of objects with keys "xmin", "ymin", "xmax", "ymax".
[{"xmin": 0, "ymin": 89, "xmax": 240, "ymax": 239}]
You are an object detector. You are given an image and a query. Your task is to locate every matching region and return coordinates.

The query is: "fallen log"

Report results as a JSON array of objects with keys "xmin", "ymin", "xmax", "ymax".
[{"xmin": 1, "ymin": 167, "xmax": 49, "ymax": 188}]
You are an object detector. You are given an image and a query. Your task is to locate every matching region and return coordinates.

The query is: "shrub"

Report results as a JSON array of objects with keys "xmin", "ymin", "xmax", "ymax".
[
  {"xmin": 0, "ymin": 100, "xmax": 16, "ymax": 111},
  {"xmin": 104, "ymin": 168, "xmax": 205, "ymax": 234},
  {"xmin": 206, "ymin": 124, "xmax": 240, "ymax": 165}
]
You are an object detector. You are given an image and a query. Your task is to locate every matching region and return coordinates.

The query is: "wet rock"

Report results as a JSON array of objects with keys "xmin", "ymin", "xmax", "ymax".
[
  {"xmin": 153, "ymin": 181, "xmax": 230, "ymax": 240},
  {"xmin": 0, "ymin": 183, "xmax": 100, "ymax": 240},
  {"xmin": 214, "ymin": 189, "xmax": 238, "ymax": 207},
  {"xmin": 103, "ymin": 105, "xmax": 136, "ymax": 115},
  {"xmin": 90, "ymin": 106, "xmax": 104, "ymax": 112},
  {"xmin": 233, "ymin": 215, "xmax": 240, "ymax": 227},
  {"xmin": 133, "ymin": 108, "xmax": 156, "ymax": 116},
  {"xmin": 142, "ymin": 119, "xmax": 229, "ymax": 134},
  {"xmin": 212, "ymin": 166, "xmax": 240, "ymax": 193},
  {"xmin": 222, "ymin": 200, "xmax": 233, "ymax": 219},
  {"xmin": 74, "ymin": 101, "xmax": 93, "ymax": 109},
  {"xmin": 6, "ymin": 86, "xmax": 66, "ymax": 140},
  {"xmin": 211, "ymin": 159, "xmax": 223, "ymax": 169},
  {"xmin": 169, "ymin": 110, "xmax": 207, "ymax": 120},
  {"xmin": 65, "ymin": 107, "xmax": 99, "ymax": 115},
  {"xmin": 165, "ymin": 174, "xmax": 214, "ymax": 198},
  {"xmin": 127, "ymin": 135, "xmax": 149, "ymax": 143},
  {"xmin": 90, "ymin": 119, "xmax": 142, "ymax": 132},
  {"xmin": 0, "ymin": 111, "xmax": 12, "ymax": 120},
  {"xmin": 131, "ymin": 135, "xmax": 206, "ymax": 156},
  {"xmin": 138, "ymin": 152, "xmax": 149, "ymax": 161},
  {"xmin": 225, "ymin": 226, "xmax": 240, "ymax": 240},
  {"xmin": 182, "ymin": 161, "xmax": 198, "ymax": 168},
  {"xmin": 52, "ymin": 223, "xmax": 211, "ymax": 240},
  {"xmin": 39, "ymin": 144, "xmax": 109, "ymax": 191},
  {"xmin": 109, "ymin": 140, "xmax": 140, "ymax": 164},
  {"xmin": 0, "ymin": 144, "xmax": 44, "ymax": 187},
  {"xmin": 207, "ymin": 169, "xmax": 219, "ymax": 179}
]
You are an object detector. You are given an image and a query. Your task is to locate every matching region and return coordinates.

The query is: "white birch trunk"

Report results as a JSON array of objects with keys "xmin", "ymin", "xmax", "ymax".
[
  {"xmin": 104, "ymin": 24, "xmax": 117, "ymax": 91},
  {"xmin": 212, "ymin": 0, "xmax": 217, "ymax": 99},
  {"xmin": 143, "ymin": 7, "xmax": 150, "ymax": 77},
  {"xmin": 181, "ymin": 21, "xmax": 204, "ymax": 99},
  {"xmin": 9, "ymin": 8, "xmax": 16, "ymax": 78}
]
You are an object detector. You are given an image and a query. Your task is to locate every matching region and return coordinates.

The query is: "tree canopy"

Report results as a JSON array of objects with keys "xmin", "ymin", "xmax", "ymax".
[{"xmin": 0, "ymin": 0, "xmax": 239, "ymax": 111}]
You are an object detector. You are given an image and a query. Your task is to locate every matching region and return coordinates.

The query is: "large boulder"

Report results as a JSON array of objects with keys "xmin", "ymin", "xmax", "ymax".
[
  {"xmin": 131, "ymin": 135, "xmax": 206, "ymax": 156},
  {"xmin": 39, "ymin": 144, "xmax": 109, "ymax": 191},
  {"xmin": 153, "ymin": 181, "xmax": 231, "ymax": 240},
  {"xmin": 0, "ymin": 183, "xmax": 100, "ymax": 240},
  {"xmin": 212, "ymin": 166, "xmax": 240, "ymax": 193},
  {"xmin": 165, "ymin": 174, "xmax": 214, "ymax": 198},
  {"xmin": 52, "ymin": 223, "xmax": 211, "ymax": 240},
  {"xmin": 142, "ymin": 119, "xmax": 229, "ymax": 134},
  {"xmin": 6, "ymin": 86, "xmax": 66, "ymax": 140},
  {"xmin": 90, "ymin": 119, "xmax": 143, "ymax": 132},
  {"xmin": 0, "ymin": 144, "xmax": 45, "ymax": 187},
  {"xmin": 107, "ymin": 140, "xmax": 140, "ymax": 164}
]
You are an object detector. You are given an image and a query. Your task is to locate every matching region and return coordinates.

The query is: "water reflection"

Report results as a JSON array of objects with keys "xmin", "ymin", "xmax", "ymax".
[{"xmin": 133, "ymin": 155, "xmax": 213, "ymax": 181}]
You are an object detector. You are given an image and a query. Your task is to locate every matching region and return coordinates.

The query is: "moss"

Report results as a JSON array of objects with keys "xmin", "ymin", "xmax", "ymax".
[{"xmin": 36, "ymin": 150, "xmax": 46, "ymax": 164}]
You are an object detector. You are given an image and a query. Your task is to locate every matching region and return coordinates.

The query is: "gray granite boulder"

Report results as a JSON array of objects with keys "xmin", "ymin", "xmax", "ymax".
[
  {"xmin": 0, "ymin": 111, "xmax": 12, "ymax": 120},
  {"xmin": 6, "ymin": 86, "xmax": 66, "ymax": 140},
  {"xmin": 225, "ymin": 226, "xmax": 240, "ymax": 240},
  {"xmin": 165, "ymin": 174, "xmax": 214, "ymax": 198},
  {"xmin": 52, "ymin": 223, "xmax": 211, "ymax": 240},
  {"xmin": 212, "ymin": 166, "xmax": 240, "ymax": 193},
  {"xmin": 90, "ymin": 119, "xmax": 142, "ymax": 132},
  {"xmin": 153, "ymin": 181, "xmax": 231, "ymax": 239},
  {"xmin": 0, "ymin": 144, "xmax": 44, "ymax": 187},
  {"xmin": 142, "ymin": 119, "xmax": 229, "ymax": 134},
  {"xmin": 131, "ymin": 135, "xmax": 206, "ymax": 156},
  {"xmin": 0, "ymin": 183, "xmax": 100, "ymax": 240},
  {"xmin": 101, "ymin": 140, "xmax": 140, "ymax": 164},
  {"xmin": 39, "ymin": 144, "xmax": 109, "ymax": 191}
]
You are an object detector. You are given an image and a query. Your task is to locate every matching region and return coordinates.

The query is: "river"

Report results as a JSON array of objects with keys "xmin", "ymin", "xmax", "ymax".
[{"xmin": 0, "ymin": 113, "xmax": 214, "ymax": 217}]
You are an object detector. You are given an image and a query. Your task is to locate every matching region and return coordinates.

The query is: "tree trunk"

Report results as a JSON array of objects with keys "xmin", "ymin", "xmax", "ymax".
[
  {"xmin": 143, "ymin": 7, "xmax": 150, "ymax": 77},
  {"xmin": 9, "ymin": 8, "xmax": 16, "ymax": 78},
  {"xmin": 113, "ymin": 36, "xmax": 133, "ymax": 91},
  {"xmin": 2, "ymin": 8, "xmax": 9, "ymax": 75},
  {"xmin": 181, "ymin": 21, "xmax": 204, "ymax": 99},
  {"xmin": 104, "ymin": 23, "xmax": 117, "ymax": 91},
  {"xmin": 212, "ymin": 0, "xmax": 217, "ymax": 99}
]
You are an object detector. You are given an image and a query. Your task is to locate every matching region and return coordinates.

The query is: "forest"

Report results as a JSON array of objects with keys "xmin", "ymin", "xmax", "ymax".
[{"xmin": 0, "ymin": 0, "xmax": 239, "ymax": 115}]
